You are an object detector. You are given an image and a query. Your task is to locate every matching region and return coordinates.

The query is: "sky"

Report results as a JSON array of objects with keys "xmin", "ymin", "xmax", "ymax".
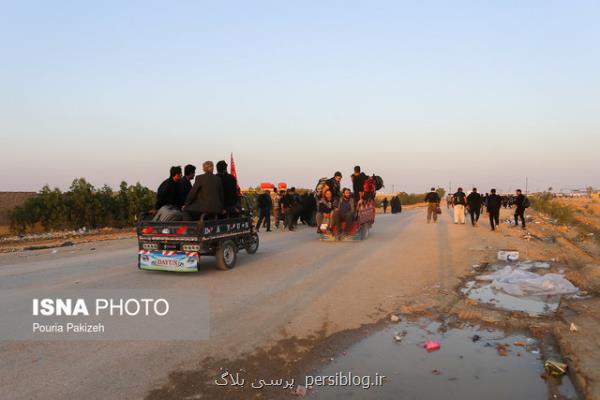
[{"xmin": 1, "ymin": 0, "xmax": 599, "ymax": 194}]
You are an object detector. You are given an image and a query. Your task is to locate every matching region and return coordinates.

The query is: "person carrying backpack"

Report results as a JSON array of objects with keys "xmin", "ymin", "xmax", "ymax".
[
  {"xmin": 351, "ymin": 166, "xmax": 367, "ymax": 204},
  {"xmin": 425, "ymin": 188, "xmax": 441, "ymax": 223},
  {"xmin": 452, "ymin": 187, "xmax": 467, "ymax": 224}
]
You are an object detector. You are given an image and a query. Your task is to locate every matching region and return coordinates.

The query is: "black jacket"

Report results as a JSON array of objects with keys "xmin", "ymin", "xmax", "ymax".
[
  {"xmin": 326, "ymin": 178, "xmax": 341, "ymax": 201},
  {"xmin": 218, "ymin": 172, "xmax": 239, "ymax": 210},
  {"xmin": 467, "ymin": 192, "xmax": 482, "ymax": 208},
  {"xmin": 184, "ymin": 173, "xmax": 224, "ymax": 214},
  {"xmin": 257, "ymin": 192, "xmax": 273, "ymax": 210},
  {"xmin": 179, "ymin": 177, "xmax": 193, "ymax": 204},
  {"xmin": 352, "ymin": 173, "xmax": 366, "ymax": 195},
  {"xmin": 453, "ymin": 191, "xmax": 467, "ymax": 206},
  {"xmin": 155, "ymin": 178, "xmax": 184, "ymax": 210},
  {"xmin": 487, "ymin": 194, "xmax": 502, "ymax": 212},
  {"xmin": 515, "ymin": 194, "xmax": 526, "ymax": 209},
  {"xmin": 425, "ymin": 191, "xmax": 440, "ymax": 203}
]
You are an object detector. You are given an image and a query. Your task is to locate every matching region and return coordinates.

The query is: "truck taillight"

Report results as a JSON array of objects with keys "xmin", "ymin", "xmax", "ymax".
[
  {"xmin": 182, "ymin": 244, "xmax": 200, "ymax": 251},
  {"xmin": 142, "ymin": 243, "xmax": 158, "ymax": 250},
  {"xmin": 176, "ymin": 226, "xmax": 186, "ymax": 235},
  {"xmin": 142, "ymin": 227, "xmax": 154, "ymax": 234}
]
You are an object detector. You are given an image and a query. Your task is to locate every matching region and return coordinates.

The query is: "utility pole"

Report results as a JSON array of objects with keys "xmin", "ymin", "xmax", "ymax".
[
  {"xmin": 526, "ymin": 176, "xmax": 529, "ymax": 195},
  {"xmin": 392, "ymin": 184, "xmax": 395, "ymax": 194}
]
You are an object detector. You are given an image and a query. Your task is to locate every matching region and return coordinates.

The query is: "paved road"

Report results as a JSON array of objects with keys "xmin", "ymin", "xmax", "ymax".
[{"xmin": 0, "ymin": 208, "xmax": 491, "ymax": 400}]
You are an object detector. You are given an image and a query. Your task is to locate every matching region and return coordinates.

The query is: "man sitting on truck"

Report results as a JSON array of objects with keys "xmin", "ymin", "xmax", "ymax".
[
  {"xmin": 179, "ymin": 164, "xmax": 196, "ymax": 203},
  {"xmin": 332, "ymin": 188, "xmax": 355, "ymax": 240},
  {"xmin": 324, "ymin": 172, "xmax": 342, "ymax": 202},
  {"xmin": 216, "ymin": 160, "xmax": 240, "ymax": 217},
  {"xmin": 183, "ymin": 161, "xmax": 224, "ymax": 221},
  {"xmin": 153, "ymin": 166, "xmax": 184, "ymax": 222}
]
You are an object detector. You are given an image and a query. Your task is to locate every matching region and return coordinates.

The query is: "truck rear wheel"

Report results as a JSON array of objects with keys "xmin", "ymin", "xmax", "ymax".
[
  {"xmin": 245, "ymin": 233, "xmax": 259, "ymax": 255},
  {"xmin": 216, "ymin": 240, "xmax": 237, "ymax": 270}
]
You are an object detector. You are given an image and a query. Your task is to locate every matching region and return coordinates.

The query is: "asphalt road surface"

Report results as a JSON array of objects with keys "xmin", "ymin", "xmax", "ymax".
[{"xmin": 0, "ymin": 208, "xmax": 491, "ymax": 400}]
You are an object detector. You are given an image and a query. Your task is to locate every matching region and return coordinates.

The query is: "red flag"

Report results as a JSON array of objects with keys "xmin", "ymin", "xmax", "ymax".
[{"xmin": 230, "ymin": 153, "xmax": 241, "ymax": 194}]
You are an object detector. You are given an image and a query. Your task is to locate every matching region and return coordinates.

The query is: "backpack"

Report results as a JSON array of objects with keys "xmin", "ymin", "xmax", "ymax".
[
  {"xmin": 314, "ymin": 177, "xmax": 329, "ymax": 198},
  {"xmin": 363, "ymin": 177, "xmax": 375, "ymax": 193},
  {"xmin": 372, "ymin": 175, "xmax": 384, "ymax": 191},
  {"xmin": 523, "ymin": 197, "xmax": 530, "ymax": 208}
]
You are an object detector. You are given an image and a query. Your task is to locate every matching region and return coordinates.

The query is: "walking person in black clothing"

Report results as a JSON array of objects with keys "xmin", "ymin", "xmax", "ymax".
[
  {"xmin": 425, "ymin": 188, "xmax": 441, "ymax": 223},
  {"xmin": 486, "ymin": 189, "xmax": 502, "ymax": 231},
  {"xmin": 281, "ymin": 188, "xmax": 298, "ymax": 231},
  {"xmin": 382, "ymin": 197, "xmax": 389, "ymax": 214},
  {"xmin": 513, "ymin": 189, "xmax": 527, "ymax": 229},
  {"xmin": 256, "ymin": 190, "xmax": 273, "ymax": 232},
  {"xmin": 466, "ymin": 188, "xmax": 482, "ymax": 227}
]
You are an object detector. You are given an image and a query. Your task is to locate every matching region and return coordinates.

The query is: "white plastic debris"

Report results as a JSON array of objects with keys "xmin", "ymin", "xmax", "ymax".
[
  {"xmin": 390, "ymin": 315, "xmax": 400, "ymax": 323},
  {"xmin": 570, "ymin": 323, "xmax": 578, "ymax": 332},
  {"xmin": 517, "ymin": 261, "xmax": 551, "ymax": 270},
  {"xmin": 476, "ymin": 266, "xmax": 578, "ymax": 296},
  {"xmin": 498, "ymin": 250, "xmax": 520, "ymax": 262}
]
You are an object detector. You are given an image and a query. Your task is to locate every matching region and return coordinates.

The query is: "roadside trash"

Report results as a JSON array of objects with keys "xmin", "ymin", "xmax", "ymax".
[
  {"xmin": 517, "ymin": 261, "xmax": 550, "ymax": 270},
  {"xmin": 390, "ymin": 315, "xmax": 401, "ymax": 323},
  {"xmin": 423, "ymin": 340, "xmax": 441, "ymax": 352},
  {"xmin": 393, "ymin": 334, "xmax": 403, "ymax": 342},
  {"xmin": 544, "ymin": 360, "xmax": 568, "ymax": 376},
  {"xmin": 61, "ymin": 241, "xmax": 75, "ymax": 247},
  {"xmin": 498, "ymin": 250, "xmax": 520, "ymax": 262},
  {"xmin": 295, "ymin": 385, "xmax": 307, "ymax": 397},
  {"xmin": 51, "ymin": 249, "xmax": 58, "ymax": 254},
  {"xmin": 569, "ymin": 323, "xmax": 578, "ymax": 333},
  {"xmin": 471, "ymin": 335, "xmax": 481, "ymax": 342},
  {"xmin": 431, "ymin": 369, "xmax": 441, "ymax": 375},
  {"xmin": 497, "ymin": 344, "xmax": 509, "ymax": 357},
  {"xmin": 513, "ymin": 341, "xmax": 527, "ymax": 347},
  {"xmin": 477, "ymin": 266, "xmax": 578, "ymax": 296}
]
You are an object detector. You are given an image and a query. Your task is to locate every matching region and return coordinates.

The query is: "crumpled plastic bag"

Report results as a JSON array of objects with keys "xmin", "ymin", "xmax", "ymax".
[{"xmin": 476, "ymin": 266, "xmax": 578, "ymax": 296}]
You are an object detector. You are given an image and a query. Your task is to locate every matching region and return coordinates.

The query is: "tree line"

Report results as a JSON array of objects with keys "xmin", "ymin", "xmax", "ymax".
[{"xmin": 9, "ymin": 178, "xmax": 155, "ymax": 234}]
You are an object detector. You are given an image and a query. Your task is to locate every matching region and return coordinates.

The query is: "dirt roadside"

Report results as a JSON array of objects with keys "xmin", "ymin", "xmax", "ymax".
[
  {"xmin": 0, "ymin": 228, "xmax": 136, "ymax": 253},
  {"xmin": 145, "ymin": 206, "xmax": 600, "ymax": 400}
]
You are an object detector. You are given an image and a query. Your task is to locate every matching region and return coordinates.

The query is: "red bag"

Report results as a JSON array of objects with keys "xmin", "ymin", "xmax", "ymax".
[{"xmin": 363, "ymin": 177, "xmax": 375, "ymax": 193}]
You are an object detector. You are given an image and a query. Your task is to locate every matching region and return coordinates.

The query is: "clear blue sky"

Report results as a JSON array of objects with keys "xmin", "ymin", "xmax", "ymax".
[{"xmin": 1, "ymin": 0, "xmax": 598, "ymax": 194}]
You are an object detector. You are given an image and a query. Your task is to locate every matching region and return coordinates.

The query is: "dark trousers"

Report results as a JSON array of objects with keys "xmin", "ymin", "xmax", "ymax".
[
  {"xmin": 489, "ymin": 210, "xmax": 500, "ymax": 230},
  {"xmin": 257, "ymin": 208, "xmax": 271, "ymax": 231},
  {"xmin": 515, "ymin": 207, "xmax": 526, "ymax": 227},
  {"xmin": 383, "ymin": 205, "xmax": 388, "ymax": 214},
  {"xmin": 469, "ymin": 207, "xmax": 481, "ymax": 225},
  {"xmin": 333, "ymin": 211, "xmax": 353, "ymax": 236},
  {"xmin": 283, "ymin": 208, "xmax": 296, "ymax": 230}
]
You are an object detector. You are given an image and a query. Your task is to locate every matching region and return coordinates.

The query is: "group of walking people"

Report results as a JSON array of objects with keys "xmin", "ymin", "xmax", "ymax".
[{"xmin": 425, "ymin": 187, "xmax": 530, "ymax": 231}]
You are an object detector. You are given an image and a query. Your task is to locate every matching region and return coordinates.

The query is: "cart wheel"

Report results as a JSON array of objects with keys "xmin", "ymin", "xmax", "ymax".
[
  {"xmin": 216, "ymin": 240, "xmax": 237, "ymax": 270},
  {"xmin": 245, "ymin": 233, "xmax": 259, "ymax": 255}
]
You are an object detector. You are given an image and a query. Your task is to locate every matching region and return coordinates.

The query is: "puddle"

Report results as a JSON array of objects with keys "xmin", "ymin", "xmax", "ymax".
[
  {"xmin": 462, "ymin": 281, "xmax": 560, "ymax": 316},
  {"xmin": 307, "ymin": 319, "xmax": 578, "ymax": 399}
]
